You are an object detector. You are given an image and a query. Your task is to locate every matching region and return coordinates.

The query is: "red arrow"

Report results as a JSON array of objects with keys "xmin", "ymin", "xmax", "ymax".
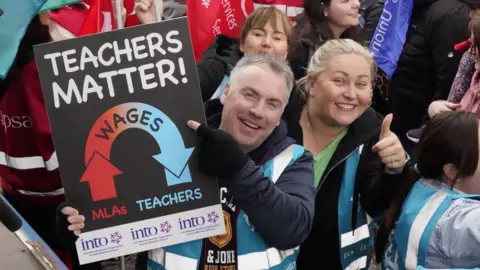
[{"xmin": 80, "ymin": 152, "xmax": 123, "ymax": 202}]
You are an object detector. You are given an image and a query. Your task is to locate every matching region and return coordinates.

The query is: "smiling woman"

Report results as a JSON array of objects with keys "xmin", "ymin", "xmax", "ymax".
[{"xmin": 282, "ymin": 38, "xmax": 408, "ymax": 269}]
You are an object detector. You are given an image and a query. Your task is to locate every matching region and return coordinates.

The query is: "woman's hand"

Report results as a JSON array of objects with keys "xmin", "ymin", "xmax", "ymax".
[
  {"xmin": 428, "ymin": 100, "xmax": 461, "ymax": 118},
  {"xmin": 372, "ymin": 114, "xmax": 407, "ymax": 171},
  {"xmin": 135, "ymin": 0, "xmax": 163, "ymax": 24},
  {"xmin": 61, "ymin": 206, "xmax": 85, "ymax": 236}
]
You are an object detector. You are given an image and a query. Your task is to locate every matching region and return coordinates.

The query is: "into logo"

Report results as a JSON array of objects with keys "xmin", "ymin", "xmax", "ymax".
[
  {"xmin": 130, "ymin": 222, "xmax": 172, "ymax": 240},
  {"xmin": 80, "ymin": 231, "xmax": 122, "ymax": 251},
  {"xmin": 207, "ymin": 211, "xmax": 219, "ymax": 224},
  {"xmin": 131, "ymin": 226, "xmax": 159, "ymax": 240},
  {"xmin": 179, "ymin": 211, "xmax": 220, "ymax": 230},
  {"xmin": 178, "ymin": 215, "xmax": 206, "ymax": 230}
]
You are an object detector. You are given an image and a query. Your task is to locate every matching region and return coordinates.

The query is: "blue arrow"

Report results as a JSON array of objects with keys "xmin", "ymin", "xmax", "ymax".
[{"xmin": 122, "ymin": 102, "xmax": 194, "ymax": 186}]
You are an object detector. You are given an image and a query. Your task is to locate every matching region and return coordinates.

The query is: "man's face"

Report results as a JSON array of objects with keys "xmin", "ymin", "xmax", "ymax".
[{"xmin": 219, "ymin": 65, "xmax": 289, "ymax": 152}]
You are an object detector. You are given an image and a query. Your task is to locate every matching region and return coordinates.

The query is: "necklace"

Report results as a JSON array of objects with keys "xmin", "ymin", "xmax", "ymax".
[{"xmin": 304, "ymin": 106, "xmax": 336, "ymax": 156}]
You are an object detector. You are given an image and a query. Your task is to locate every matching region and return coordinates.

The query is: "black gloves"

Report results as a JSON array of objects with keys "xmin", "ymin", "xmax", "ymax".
[
  {"xmin": 194, "ymin": 124, "xmax": 249, "ymax": 180},
  {"xmin": 55, "ymin": 202, "xmax": 78, "ymax": 249}
]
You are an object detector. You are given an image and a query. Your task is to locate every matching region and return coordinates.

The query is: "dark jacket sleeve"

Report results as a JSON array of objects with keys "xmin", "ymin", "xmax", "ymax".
[
  {"xmin": 287, "ymin": 41, "xmax": 311, "ymax": 80},
  {"xmin": 196, "ymin": 35, "xmax": 242, "ymax": 101},
  {"xmin": 223, "ymin": 151, "xmax": 316, "ymax": 250},
  {"xmin": 362, "ymin": 0, "xmax": 384, "ymax": 46},
  {"xmin": 427, "ymin": 6, "xmax": 471, "ymax": 102},
  {"xmin": 55, "ymin": 202, "xmax": 78, "ymax": 249},
  {"xmin": 358, "ymin": 139, "xmax": 406, "ymax": 217}
]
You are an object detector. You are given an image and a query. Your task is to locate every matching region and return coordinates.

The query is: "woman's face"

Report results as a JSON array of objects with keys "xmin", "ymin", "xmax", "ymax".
[
  {"xmin": 324, "ymin": 0, "xmax": 361, "ymax": 28},
  {"xmin": 240, "ymin": 20, "xmax": 289, "ymax": 60},
  {"xmin": 308, "ymin": 53, "xmax": 372, "ymax": 127}
]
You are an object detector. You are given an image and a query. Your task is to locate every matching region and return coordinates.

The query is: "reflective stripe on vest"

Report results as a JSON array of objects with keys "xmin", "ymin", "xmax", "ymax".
[
  {"xmin": 386, "ymin": 181, "xmax": 480, "ymax": 270},
  {"xmin": 404, "ymin": 190, "xmax": 448, "ymax": 269},
  {"xmin": 338, "ymin": 145, "xmax": 376, "ymax": 270},
  {"xmin": 209, "ymin": 75, "xmax": 229, "ymax": 100},
  {"xmin": 148, "ymin": 144, "xmax": 305, "ymax": 269},
  {"xmin": 0, "ymin": 151, "xmax": 58, "ymax": 171}
]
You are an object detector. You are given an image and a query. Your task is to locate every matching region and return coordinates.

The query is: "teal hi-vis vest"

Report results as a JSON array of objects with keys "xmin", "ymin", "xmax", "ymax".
[
  {"xmin": 147, "ymin": 144, "xmax": 305, "ymax": 270},
  {"xmin": 383, "ymin": 180, "xmax": 480, "ymax": 270},
  {"xmin": 338, "ymin": 145, "xmax": 379, "ymax": 270},
  {"xmin": 209, "ymin": 75, "xmax": 229, "ymax": 100}
]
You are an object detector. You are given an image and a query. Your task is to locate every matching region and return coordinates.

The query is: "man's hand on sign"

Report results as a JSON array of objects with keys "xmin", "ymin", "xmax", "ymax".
[
  {"xmin": 135, "ymin": 0, "xmax": 163, "ymax": 24},
  {"xmin": 187, "ymin": 120, "xmax": 249, "ymax": 180},
  {"xmin": 61, "ymin": 206, "xmax": 85, "ymax": 236}
]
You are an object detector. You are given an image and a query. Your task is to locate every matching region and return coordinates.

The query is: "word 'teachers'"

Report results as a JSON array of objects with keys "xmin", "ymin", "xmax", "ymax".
[{"xmin": 44, "ymin": 30, "xmax": 188, "ymax": 109}]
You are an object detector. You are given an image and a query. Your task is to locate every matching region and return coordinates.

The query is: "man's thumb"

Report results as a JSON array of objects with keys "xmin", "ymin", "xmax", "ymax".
[{"xmin": 380, "ymin": 114, "xmax": 393, "ymax": 138}]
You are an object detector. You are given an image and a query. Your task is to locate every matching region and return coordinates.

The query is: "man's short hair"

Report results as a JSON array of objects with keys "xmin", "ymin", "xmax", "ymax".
[{"xmin": 230, "ymin": 52, "xmax": 294, "ymax": 96}]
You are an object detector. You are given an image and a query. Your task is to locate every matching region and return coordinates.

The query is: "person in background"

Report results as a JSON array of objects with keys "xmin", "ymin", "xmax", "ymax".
[
  {"xmin": 376, "ymin": 111, "xmax": 480, "ymax": 269},
  {"xmin": 136, "ymin": 1, "xmax": 293, "ymax": 102},
  {"xmin": 196, "ymin": 6, "xmax": 293, "ymax": 101},
  {"xmin": 0, "ymin": 13, "xmax": 101, "ymax": 270},
  {"xmin": 58, "ymin": 52, "xmax": 316, "ymax": 270},
  {"xmin": 388, "ymin": 0, "xmax": 479, "ymax": 150},
  {"xmin": 282, "ymin": 39, "xmax": 408, "ymax": 269},
  {"xmin": 288, "ymin": 0, "xmax": 363, "ymax": 80},
  {"xmin": 406, "ymin": 11, "xmax": 480, "ymax": 142},
  {"xmin": 359, "ymin": 0, "xmax": 383, "ymax": 46}
]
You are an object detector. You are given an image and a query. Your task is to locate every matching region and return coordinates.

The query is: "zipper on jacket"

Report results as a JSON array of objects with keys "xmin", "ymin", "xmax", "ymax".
[{"xmin": 317, "ymin": 148, "xmax": 358, "ymax": 191}]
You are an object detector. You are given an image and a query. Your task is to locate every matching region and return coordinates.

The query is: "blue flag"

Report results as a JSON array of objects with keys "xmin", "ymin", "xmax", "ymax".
[
  {"xmin": 0, "ymin": 0, "xmax": 47, "ymax": 79},
  {"xmin": 369, "ymin": 0, "xmax": 414, "ymax": 79}
]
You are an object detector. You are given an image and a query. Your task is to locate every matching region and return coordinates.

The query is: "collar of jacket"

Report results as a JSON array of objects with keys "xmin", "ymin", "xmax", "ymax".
[
  {"xmin": 282, "ymin": 91, "xmax": 383, "ymax": 174},
  {"xmin": 204, "ymin": 98, "xmax": 295, "ymax": 165}
]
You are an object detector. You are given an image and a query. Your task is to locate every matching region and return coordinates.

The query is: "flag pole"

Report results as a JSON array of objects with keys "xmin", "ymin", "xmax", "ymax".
[
  {"xmin": 115, "ymin": 0, "xmax": 124, "ymax": 29},
  {"xmin": 153, "ymin": 0, "xmax": 161, "ymax": 22}
]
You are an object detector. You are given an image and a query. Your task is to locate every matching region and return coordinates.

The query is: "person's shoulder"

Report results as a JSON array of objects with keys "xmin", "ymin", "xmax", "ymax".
[
  {"xmin": 431, "ymin": 197, "xmax": 480, "ymax": 260},
  {"xmin": 426, "ymin": 0, "xmax": 471, "ymax": 18}
]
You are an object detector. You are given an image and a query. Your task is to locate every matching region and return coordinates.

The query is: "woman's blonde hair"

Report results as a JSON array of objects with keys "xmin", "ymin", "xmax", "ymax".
[{"xmin": 297, "ymin": 39, "xmax": 376, "ymax": 98}]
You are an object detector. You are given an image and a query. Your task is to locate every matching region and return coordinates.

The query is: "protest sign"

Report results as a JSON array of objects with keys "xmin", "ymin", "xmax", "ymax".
[{"xmin": 33, "ymin": 17, "xmax": 225, "ymax": 264}]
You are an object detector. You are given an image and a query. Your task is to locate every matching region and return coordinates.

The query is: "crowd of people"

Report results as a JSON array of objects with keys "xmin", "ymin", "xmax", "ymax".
[{"xmin": 2, "ymin": 0, "xmax": 480, "ymax": 269}]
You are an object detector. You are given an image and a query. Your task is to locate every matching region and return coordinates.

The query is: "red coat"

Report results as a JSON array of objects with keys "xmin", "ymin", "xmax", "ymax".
[{"xmin": 0, "ymin": 60, "xmax": 64, "ymax": 205}]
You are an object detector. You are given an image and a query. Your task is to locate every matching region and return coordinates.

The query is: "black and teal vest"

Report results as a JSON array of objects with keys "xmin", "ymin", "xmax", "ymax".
[{"xmin": 147, "ymin": 144, "xmax": 305, "ymax": 269}]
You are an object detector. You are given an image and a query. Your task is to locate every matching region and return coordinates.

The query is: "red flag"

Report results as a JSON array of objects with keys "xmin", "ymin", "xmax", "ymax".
[
  {"xmin": 78, "ymin": 0, "xmax": 116, "ymax": 36},
  {"xmin": 187, "ymin": 0, "xmax": 254, "ymax": 61},
  {"xmin": 50, "ymin": 5, "xmax": 89, "ymax": 36},
  {"xmin": 123, "ymin": 0, "xmax": 140, "ymax": 27}
]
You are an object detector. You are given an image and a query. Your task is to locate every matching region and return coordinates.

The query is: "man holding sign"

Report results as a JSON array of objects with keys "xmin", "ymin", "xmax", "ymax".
[{"xmin": 61, "ymin": 52, "xmax": 316, "ymax": 269}]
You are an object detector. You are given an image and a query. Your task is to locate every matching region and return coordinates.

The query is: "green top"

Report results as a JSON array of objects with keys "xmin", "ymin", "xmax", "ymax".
[{"xmin": 313, "ymin": 129, "xmax": 348, "ymax": 188}]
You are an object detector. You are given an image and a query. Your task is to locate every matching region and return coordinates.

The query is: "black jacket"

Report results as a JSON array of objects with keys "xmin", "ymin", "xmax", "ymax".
[
  {"xmin": 205, "ymin": 99, "xmax": 316, "ymax": 249},
  {"xmin": 288, "ymin": 13, "xmax": 364, "ymax": 80},
  {"xmin": 196, "ymin": 35, "xmax": 242, "ymax": 102},
  {"xmin": 360, "ymin": 0, "xmax": 384, "ymax": 46},
  {"xmin": 282, "ymin": 93, "xmax": 406, "ymax": 269},
  {"xmin": 389, "ymin": 0, "xmax": 476, "ymax": 136}
]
